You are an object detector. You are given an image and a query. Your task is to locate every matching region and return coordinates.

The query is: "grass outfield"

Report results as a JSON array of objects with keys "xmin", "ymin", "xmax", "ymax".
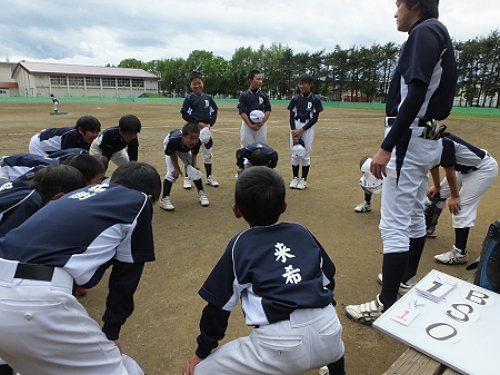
[{"xmin": 1, "ymin": 96, "xmax": 499, "ymax": 117}]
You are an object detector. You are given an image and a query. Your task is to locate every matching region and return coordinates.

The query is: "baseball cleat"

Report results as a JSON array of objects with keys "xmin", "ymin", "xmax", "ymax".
[
  {"xmin": 434, "ymin": 246, "xmax": 468, "ymax": 265},
  {"xmin": 296, "ymin": 178, "xmax": 308, "ymax": 190},
  {"xmin": 198, "ymin": 191, "xmax": 209, "ymax": 207},
  {"xmin": 426, "ymin": 225, "xmax": 437, "ymax": 238},
  {"xmin": 318, "ymin": 366, "xmax": 329, "ymax": 375},
  {"xmin": 289, "ymin": 177, "xmax": 299, "ymax": 189},
  {"xmin": 206, "ymin": 175, "xmax": 219, "ymax": 187},
  {"xmin": 160, "ymin": 196, "xmax": 174, "ymax": 211},
  {"xmin": 345, "ymin": 295, "xmax": 384, "ymax": 326},
  {"xmin": 354, "ymin": 201, "xmax": 371, "ymax": 213},
  {"xmin": 183, "ymin": 177, "xmax": 192, "ymax": 189}
]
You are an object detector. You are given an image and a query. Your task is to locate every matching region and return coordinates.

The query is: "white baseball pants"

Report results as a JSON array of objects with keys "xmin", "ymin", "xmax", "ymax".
[
  {"xmin": 290, "ymin": 122, "xmax": 314, "ymax": 166},
  {"xmin": 193, "ymin": 304, "xmax": 344, "ymax": 375},
  {"xmin": 380, "ymin": 128, "xmax": 443, "ymax": 254},
  {"xmin": 240, "ymin": 122, "xmax": 267, "ymax": 148},
  {"xmin": 0, "ymin": 259, "xmax": 144, "ymax": 375}
]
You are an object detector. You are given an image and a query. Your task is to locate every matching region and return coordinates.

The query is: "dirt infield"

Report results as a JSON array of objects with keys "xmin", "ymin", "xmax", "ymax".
[{"xmin": 1, "ymin": 101, "xmax": 498, "ymax": 374}]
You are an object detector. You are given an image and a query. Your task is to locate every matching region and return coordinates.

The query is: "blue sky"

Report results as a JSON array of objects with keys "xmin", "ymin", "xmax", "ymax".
[{"xmin": 1, "ymin": 0, "xmax": 498, "ymax": 66}]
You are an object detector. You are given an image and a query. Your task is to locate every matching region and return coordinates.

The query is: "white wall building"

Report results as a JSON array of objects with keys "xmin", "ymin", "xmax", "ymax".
[{"xmin": 11, "ymin": 61, "xmax": 159, "ymax": 98}]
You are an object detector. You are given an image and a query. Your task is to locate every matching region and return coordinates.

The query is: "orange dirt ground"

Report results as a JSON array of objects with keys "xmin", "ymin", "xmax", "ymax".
[{"xmin": 0, "ymin": 101, "xmax": 498, "ymax": 374}]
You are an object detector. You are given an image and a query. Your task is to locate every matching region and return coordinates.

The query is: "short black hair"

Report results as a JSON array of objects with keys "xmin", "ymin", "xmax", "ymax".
[
  {"xmin": 76, "ymin": 115, "xmax": 101, "ymax": 133},
  {"xmin": 248, "ymin": 69, "xmax": 261, "ymax": 81},
  {"xmin": 402, "ymin": 0, "xmax": 439, "ymax": 19},
  {"xmin": 119, "ymin": 114, "xmax": 142, "ymax": 133},
  {"xmin": 110, "ymin": 162, "xmax": 161, "ymax": 202},
  {"xmin": 182, "ymin": 122, "xmax": 200, "ymax": 136},
  {"xmin": 298, "ymin": 73, "xmax": 314, "ymax": 84},
  {"xmin": 65, "ymin": 154, "xmax": 106, "ymax": 183},
  {"xmin": 248, "ymin": 149, "xmax": 275, "ymax": 168},
  {"xmin": 235, "ymin": 166, "xmax": 285, "ymax": 226},
  {"xmin": 31, "ymin": 164, "xmax": 87, "ymax": 204},
  {"xmin": 188, "ymin": 71, "xmax": 203, "ymax": 84}
]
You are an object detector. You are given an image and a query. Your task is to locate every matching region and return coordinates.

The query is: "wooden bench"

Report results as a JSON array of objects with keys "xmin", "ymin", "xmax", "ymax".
[{"xmin": 384, "ymin": 347, "xmax": 461, "ymax": 375}]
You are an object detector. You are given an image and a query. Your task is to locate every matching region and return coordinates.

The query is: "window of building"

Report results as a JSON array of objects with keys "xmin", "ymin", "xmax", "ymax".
[
  {"xmin": 86, "ymin": 77, "xmax": 100, "ymax": 87},
  {"xmin": 50, "ymin": 76, "xmax": 67, "ymax": 86},
  {"xmin": 102, "ymin": 78, "xmax": 116, "ymax": 87},
  {"xmin": 117, "ymin": 78, "xmax": 130, "ymax": 88},
  {"xmin": 132, "ymin": 79, "xmax": 144, "ymax": 88},
  {"xmin": 68, "ymin": 76, "xmax": 84, "ymax": 87}
]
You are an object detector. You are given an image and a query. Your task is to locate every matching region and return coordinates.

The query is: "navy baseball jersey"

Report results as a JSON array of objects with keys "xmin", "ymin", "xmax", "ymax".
[
  {"xmin": 0, "ymin": 184, "xmax": 42, "ymax": 236},
  {"xmin": 34, "ymin": 127, "xmax": 75, "ymax": 153},
  {"xmin": 95, "ymin": 126, "xmax": 139, "ymax": 161},
  {"xmin": 235, "ymin": 143, "xmax": 278, "ymax": 169},
  {"xmin": 163, "ymin": 129, "xmax": 201, "ymax": 156},
  {"xmin": 441, "ymin": 133, "xmax": 488, "ymax": 173},
  {"xmin": 386, "ymin": 18, "xmax": 457, "ymax": 121},
  {"xmin": 237, "ymin": 89, "xmax": 272, "ymax": 122},
  {"xmin": 181, "ymin": 92, "xmax": 218, "ymax": 126},
  {"xmin": 199, "ymin": 222, "xmax": 335, "ymax": 326},
  {"xmin": 287, "ymin": 92, "xmax": 323, "ymax": 130},
  {"xmin": 0, "ymin": 183, "xmax": 155, "ymax": 339}
]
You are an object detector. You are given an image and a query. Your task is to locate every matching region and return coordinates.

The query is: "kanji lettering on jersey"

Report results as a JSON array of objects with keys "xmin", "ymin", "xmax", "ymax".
[
  {"xmin": 282, "ymin": 264, "xmax": 302, "ymax": 284},
  {"xmin": 274, "ymin": 242, "xmax": 295, "ymax": 263}
]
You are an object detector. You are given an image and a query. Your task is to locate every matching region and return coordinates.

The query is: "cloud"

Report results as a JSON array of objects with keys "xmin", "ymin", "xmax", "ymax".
[{"xmin": 0, "ymin": 0, "xmax": 497, "ymax": 65}]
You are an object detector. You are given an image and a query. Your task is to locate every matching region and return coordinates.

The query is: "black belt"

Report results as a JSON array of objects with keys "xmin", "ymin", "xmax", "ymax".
[
  {"xmin": 14, "ymin": 263, "xmax": 54, "ymax": 281},
  {"xmin": 386, "ymin": 118, "xmax": 430, "ymax": 127}
]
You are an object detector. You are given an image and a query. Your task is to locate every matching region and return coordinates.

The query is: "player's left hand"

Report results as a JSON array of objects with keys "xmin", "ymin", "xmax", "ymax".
[
  {"xmin": 371, "ymin": 148, "xmax": 391, "ymax": 179},
  {"xmin": 448, "ymin": 196, "xmax": 461, "ymax": 215},
  {"xmin": 185, "ymin": 354, "xmax": 202, "ymax": 375}
]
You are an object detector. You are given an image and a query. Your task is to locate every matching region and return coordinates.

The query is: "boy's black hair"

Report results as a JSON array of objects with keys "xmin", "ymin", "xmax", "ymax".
[
  {"xmin": 111, "ymin": 161, "xmax": 161, "ymax": 202},
  {"xmin": 31, "ymin": 165, "xmax": 87, "ymax": 204},
  {"xmin": 402, "ymin": 0, "xmax": 439, "ymax": 19},
  {"xmin": 247, "ymin": 69, "xmax": 261, "ymax": 81},
  {"xmin": 188, "ymin": 71, "xmax": 203, "ymax": 84},
  {"xmin": 93, "ymin": 154, "xmax": 110, "ymax": 172},
  {"xmin": 76, "ymin": 115, "xmax": 101, "ymax": 133},
  {"xmin": 182, "ymin": 122, "xmax": 200, "ymax": 136},
  {"xmin": 65, "ymin": 154, "xmax": 106, "ymax": 183},
  {"xmin": 298, "ymin": 73, "xmax": 314, "ymax": 84},
  {"xmin": 235, "ymin": 166, "xmax": 285, "ymax": 226},
  {"xmin": 248, "ymin": 149, "xmax": 276, "ymax": 168},
  {"xmin": 118, "ymin": 114, "xmax": 142, "ymax": 133}
]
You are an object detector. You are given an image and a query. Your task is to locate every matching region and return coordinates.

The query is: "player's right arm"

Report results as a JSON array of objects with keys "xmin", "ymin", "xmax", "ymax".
[{"xmin": 170, "ymin": 153, "xmax": 181, "ymax": 179}]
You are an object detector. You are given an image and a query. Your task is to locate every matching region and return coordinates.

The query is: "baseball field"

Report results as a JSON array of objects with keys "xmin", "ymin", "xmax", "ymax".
[{"xmin": 1, "ymin": 99, "xmax": 498, "ymax": 374}]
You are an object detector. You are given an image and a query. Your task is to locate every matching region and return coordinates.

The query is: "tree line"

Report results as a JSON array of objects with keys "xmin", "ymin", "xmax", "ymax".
[{"xmin": 119, "ymin": 30, "xmax": 500, "ymax": 108}]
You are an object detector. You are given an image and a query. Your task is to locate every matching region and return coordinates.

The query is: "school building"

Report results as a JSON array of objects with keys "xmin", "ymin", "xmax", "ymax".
[{"xmin": 0, "ymin": 61, "xmax": 160, "ymax": 98}]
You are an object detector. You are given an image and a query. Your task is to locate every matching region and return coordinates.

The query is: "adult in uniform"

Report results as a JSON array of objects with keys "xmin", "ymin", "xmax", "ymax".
[
  {"xmin": 0, "ymin": 162, "xmax": 161, "ymax": 375},
  {"xmin": 345, "ymin": 0, "xmax": 458, "ymax": 324}
]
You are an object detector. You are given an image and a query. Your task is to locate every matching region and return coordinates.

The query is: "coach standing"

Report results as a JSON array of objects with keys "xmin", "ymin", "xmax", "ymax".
[
  {"xmin": 237, "ymin": 69, "xmax": 272, "ymax": 148},
  {"xmin": 345, "ymin": 0, "xmax": 458, "ymax": 324}
]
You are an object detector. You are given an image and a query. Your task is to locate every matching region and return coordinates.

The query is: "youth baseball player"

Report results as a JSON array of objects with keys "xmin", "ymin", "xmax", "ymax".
[
  {"xmin": 0, "ymin": 162, "xmax": 161, "ymax": 375},
  {"xmin": 426, "ymin": 133, "xmax": 498, "ymax": 264},
  {"xmin": 185, "ymin": 167, "xmax": 345, "ymax": 375},
  {"xmin": 0, "ymin": 164, "xmax": 87, "ymax": 237},
  {"xmin": 181, "ymin": 71, "xmax": 220, "ymax": 188},
  {"xmin": 345, "ymin": 0, "xmax": 458, "ymax": 325},
  {"xmin": 354, "ymin": 156, "xmax": 383, "ymax": 213},
  {"xmin": 287, "ymin": 73, "xmax": 323, "ymax": 190},
  {"xmin": 235, "ymin": 142, "xmax": 278, "ymax": 175},
  {"xmin": 89, "ymin": 114, "xmax": 141, "ymax": 167},
  {"xmin": 237, "ymin": 70, "xmax": 272, "ymax": 147},
  {"xmin": 50, "ymin": 93, "xmax": 60, "ymax": 113},
  {"xmin": 0, "ymin": 149, "xmax": 86, "ymax": 183},
  {"xmin": 160, "ymin": 122, "xmax": 209, "ymax": 211},
  {"xmin": 28, "ymin": 115, "xmax": 101, "ymax": 156}
]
